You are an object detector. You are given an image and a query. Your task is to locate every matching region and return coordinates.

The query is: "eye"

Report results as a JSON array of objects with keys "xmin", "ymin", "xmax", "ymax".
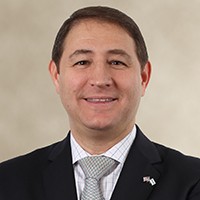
[
  {"xmin": 73, "ymin": 60, "xmax": 90, "ymax": 67},
  {"xmin": 109, "ymin": 60, "xmax": 127, "ymax": 68}
]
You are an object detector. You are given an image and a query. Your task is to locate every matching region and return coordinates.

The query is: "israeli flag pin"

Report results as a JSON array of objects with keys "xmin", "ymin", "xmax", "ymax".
[{"xmin": 143, "ymin": 176, "xmax": 156, "ymax": 186}]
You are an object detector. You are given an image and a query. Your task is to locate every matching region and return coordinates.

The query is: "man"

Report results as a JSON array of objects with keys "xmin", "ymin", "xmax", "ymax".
[{"xmin": 0, "ymin": 6, "xmax": 200, "ymax": 200}]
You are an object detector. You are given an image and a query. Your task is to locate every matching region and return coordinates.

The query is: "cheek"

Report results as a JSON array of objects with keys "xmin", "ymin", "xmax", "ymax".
[
  {"xmin": 120, "ymin": 77, "xmax": 143, "ymax": 110},
  {"xmin": 120, "ymin": 74, "xmax": 141, "ymax": 94},
  {"xmin": 59, "ymin": 73, "xmax": 86, "ymax": 101}
]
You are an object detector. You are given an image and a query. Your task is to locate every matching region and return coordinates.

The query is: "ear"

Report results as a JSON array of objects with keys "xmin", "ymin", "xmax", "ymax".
[
  {"xmin": 141, "ymin": 61, "xmax": 151, "ymax": 96},
  {"xmin": 48, "ymin": 60, "xmax": 60, "ymax": 94}
]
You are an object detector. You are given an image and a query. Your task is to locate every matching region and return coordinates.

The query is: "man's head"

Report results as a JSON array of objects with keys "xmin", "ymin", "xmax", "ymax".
[
  {"xmin": 52, "ymin": 6, "xmax": 148, "ymax": 72},
  {"xmin": 49, "ymin": 6, "xmax": 151, "ymax": 150}
]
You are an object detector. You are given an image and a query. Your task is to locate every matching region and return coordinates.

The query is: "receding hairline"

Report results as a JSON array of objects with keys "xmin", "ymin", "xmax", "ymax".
[
  {"xmin": 68, "ymin": 17, "xmax": 136, "ymax": 36},
  {"xmin": 62, "ymin": 18, "xmax": 138, "ymax": 54}
]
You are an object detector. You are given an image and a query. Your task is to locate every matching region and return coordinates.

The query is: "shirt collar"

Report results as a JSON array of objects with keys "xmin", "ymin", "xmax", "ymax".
[{"xmin": 70, "ymin": 125, "xmax": 136, "ymax": 165}]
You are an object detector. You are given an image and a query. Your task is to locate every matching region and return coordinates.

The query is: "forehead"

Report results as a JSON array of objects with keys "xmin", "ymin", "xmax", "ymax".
[{"xmin": 63, "ymin": 19, "xmax": 136, "ymax": 50}]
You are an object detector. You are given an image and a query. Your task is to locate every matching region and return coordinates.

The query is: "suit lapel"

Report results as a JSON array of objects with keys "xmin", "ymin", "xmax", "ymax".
[
  {"xmin": 111, "ymin": 126, "xmax": 162, "ymax": 200},
  {"xmin": 43, "ymin": 134, "xmax": 77, "ymax": 200}
]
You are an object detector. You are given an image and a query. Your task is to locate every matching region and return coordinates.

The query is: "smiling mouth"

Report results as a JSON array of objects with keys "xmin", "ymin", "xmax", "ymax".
[{"xmin": 84, "ymin": 98, "xmax": 117, "ymax": 103}]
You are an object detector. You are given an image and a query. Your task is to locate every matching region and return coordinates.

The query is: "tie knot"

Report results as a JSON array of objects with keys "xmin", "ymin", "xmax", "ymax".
[{"xmin": 79, "ymin": 156, "xmax": 116, "ymax": 180}]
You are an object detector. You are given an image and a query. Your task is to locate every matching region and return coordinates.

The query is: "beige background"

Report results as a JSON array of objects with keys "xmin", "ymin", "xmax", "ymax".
[{"xmin": 0, "ymin": 0, "xmax": 200, "ymax": 162}]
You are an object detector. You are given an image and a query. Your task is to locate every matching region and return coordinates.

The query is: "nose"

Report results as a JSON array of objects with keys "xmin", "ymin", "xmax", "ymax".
[{"xmin": 89, "ymin": 64, "xmax": 113, "ymax": 88}]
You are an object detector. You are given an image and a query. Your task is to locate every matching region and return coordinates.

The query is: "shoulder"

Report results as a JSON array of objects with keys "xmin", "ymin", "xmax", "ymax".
[
  {"xmin": 0, "ymin": 137, "xmax": 67, "ymax": 178},
  {"xmin": 0, "ymin": 143, "xmax": 51, "ymax": 176},
  {"xmin": 153, "ymin": 142, "xmax": 200, "ymax": 184},
  {"xmin": 155, "ymin": 142, "xmax": 200, "ymax": 168},
  {"xmin": 0, "ymin": 135, "xmax": 71, "ymax": 199},
  {"xmin": 153, "ymin": 143, "xmax": 200, "ymax": 198},
  {"xmin": 136, "ymin": 126, "xmax": 200, "ymax": 173},
  {"xmin": 135, "ymin": 126, "xmax": 200, "ymax": 189}
]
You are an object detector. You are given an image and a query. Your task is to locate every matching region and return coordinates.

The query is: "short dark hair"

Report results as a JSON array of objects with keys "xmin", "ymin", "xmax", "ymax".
[{"xmin": 52, "ymin": 6, "xmax": 148, "ymax": 72}]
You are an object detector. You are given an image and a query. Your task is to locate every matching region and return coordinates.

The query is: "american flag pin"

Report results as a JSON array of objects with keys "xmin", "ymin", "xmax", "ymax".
[{"xmin": 143, "ymin": 176, "xmax": 156, "ymax": 186}]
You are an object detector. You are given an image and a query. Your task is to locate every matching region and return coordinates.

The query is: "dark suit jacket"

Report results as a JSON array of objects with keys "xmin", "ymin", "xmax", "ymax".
[{"xmin": 0, "ymin": 126, "xmax": 200, "ymax": 200}]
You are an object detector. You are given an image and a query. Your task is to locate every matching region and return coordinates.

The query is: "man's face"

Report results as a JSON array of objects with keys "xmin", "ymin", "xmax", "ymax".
[{"xmin": 49, "ymin": 19, "xmax": 151, "ymax": 137}]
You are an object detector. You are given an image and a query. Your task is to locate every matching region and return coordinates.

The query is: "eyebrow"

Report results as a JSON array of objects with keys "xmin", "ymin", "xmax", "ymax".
[
  {"xmin": 107, "ymin": 49, "xmax": 132, "ymax": 60},
  {"xmin": 69, "ymin": 49, "xmax": 93, "ymax": 59},
  {"xmin": 69, "ymin": 48, "xmax": 132, "ymax": 62}
]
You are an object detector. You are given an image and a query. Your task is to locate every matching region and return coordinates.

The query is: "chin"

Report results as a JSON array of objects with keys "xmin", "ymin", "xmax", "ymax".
[{"xmin": 85, "ymin": 120, "xmax": 114, "ymax": 132}]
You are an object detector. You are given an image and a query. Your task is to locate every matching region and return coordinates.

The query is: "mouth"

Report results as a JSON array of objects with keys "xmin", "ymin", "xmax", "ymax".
[{"xmin": 84, "ymin": 97, "xmax": 117, "ymax": 103}]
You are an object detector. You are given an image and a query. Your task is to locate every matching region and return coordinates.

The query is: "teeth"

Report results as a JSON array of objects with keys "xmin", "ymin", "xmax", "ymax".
[{"xmin": 86, "ymin": 98, "xmax": 114, "ymax": 102}]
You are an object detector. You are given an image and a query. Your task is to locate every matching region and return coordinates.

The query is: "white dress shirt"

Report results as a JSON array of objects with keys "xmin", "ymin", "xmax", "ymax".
[{"xmin": 70, "ymin": 125, "xmax": 136, "ymax": 200}]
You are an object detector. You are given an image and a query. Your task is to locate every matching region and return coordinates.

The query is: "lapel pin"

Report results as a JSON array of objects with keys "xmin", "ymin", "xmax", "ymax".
[{"xmin": 143, "ymin": 176, "xmax": 156, "ymax": 186}]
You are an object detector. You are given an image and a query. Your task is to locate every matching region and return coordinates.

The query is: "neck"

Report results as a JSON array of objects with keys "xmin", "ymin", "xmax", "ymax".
[{"xmin": 70, "ymin": 124, "xmax": 134, "ymax": 155}]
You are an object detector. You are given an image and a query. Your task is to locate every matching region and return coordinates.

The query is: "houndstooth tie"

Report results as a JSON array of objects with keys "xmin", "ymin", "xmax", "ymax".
[{"xmin": 78, "ymin": 156, "xmax": 116, "ymax": 200}]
